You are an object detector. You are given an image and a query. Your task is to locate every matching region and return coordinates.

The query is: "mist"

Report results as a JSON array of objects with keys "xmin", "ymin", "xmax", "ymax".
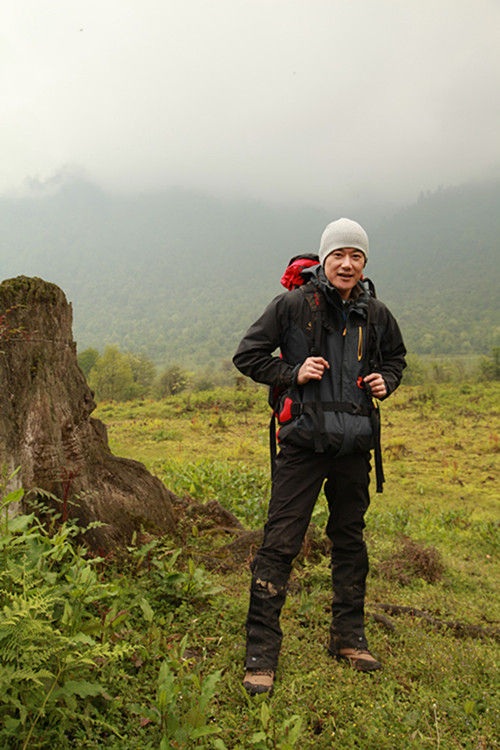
[{"xmin": 2, "ymin": 0, "xmax": 499, "ymax": 209}]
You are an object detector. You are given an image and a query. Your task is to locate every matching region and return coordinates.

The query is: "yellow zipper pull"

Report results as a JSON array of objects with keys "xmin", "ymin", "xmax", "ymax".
[{"xmin": 358, "ymin": 326, "xmax": 363, "ymax": 361}]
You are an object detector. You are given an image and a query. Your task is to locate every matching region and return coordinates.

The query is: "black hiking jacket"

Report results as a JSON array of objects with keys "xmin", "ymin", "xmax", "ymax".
[{"xmin": 233, "ymin": 267, "xmax": 406, "ymax": 456}]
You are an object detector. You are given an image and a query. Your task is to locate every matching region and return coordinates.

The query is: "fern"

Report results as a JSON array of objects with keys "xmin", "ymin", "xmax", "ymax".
[
  {"xmin": 0, "ymin": 473, "xmax": 227, "ymax": 748},
  {"xmin": 0, "ymin": 483, "xmax": 131, "ymax": 748}
]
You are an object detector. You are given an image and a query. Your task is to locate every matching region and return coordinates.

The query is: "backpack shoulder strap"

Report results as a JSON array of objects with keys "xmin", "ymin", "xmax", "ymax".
[
  {"xmin": 300, "ymin": 283, "xmax": 325, "ymax": 356},
  {"xmin": 364, "ymin": 296, "xmax": 385, "ymax": 493},
  {"xmin": 298, "ymin": 283, "xmax": 327, "ymax": 451}
]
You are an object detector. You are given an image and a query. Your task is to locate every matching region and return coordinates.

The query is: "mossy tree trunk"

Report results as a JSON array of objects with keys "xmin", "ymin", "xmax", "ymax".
[{"xmin": 0, "ymin": 276, "xmax": 178, "ymax": 553}]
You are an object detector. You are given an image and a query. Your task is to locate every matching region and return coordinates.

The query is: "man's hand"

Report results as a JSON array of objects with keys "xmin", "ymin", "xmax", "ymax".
[
  {"xmin": 363, "ymin": 372, "xmax": 387, "ymax": 399},
  {"xmin": 297, "ymin": 356, "xmax": 330, "ymax": 385}
]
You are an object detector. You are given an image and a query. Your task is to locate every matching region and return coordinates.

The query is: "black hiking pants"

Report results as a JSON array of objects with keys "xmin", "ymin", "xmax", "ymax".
[{"xmin": 245, "ymin": 443, "xmax": 371, "ymax": 671}]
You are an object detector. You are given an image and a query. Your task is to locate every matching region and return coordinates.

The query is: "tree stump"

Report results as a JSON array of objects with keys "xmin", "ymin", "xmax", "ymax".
[{"xmin": 0, "ymin": 276, "xmax": 178, "ymax": 552}]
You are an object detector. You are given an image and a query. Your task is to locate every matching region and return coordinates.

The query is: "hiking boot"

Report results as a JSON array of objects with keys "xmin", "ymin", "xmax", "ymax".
[
  {"xmin": 334, "ymin": 647, "xmax": 382, "ymax": 672},
  {"xmin": 243, "ymin": 669, "xmax": 275, "ymax": 695}
]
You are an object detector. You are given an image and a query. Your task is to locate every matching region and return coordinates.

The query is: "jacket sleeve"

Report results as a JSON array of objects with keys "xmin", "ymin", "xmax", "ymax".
[
  {"xmin": 376, "ymin": 304, "xmax": 407, "ymax": 399},
  {"xmin": 233, "ymin": 295, "xmax": 300, "ymax": 388}
]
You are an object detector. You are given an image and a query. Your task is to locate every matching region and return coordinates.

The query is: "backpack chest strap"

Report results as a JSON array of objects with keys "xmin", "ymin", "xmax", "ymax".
[{"xmin": 291, "ymin": 401, "xmax": 372, "ymax": 418}]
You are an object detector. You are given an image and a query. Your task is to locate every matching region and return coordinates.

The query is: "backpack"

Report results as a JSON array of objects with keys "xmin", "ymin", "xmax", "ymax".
[{"xmin": 269, "ymin": 254, "xmax": 385, "ymax": 492}]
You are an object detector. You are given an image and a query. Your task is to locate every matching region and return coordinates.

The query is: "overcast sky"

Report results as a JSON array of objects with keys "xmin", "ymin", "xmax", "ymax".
[{"xmin": 2, "ymin": 0, "xmax": 499, "ymax": 208}]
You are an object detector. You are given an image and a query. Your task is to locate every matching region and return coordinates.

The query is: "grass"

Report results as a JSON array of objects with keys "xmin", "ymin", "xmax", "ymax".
[
  {"xmin": 0, "ymin": 382, "xmax": 497, "ymax": 748},
  {"xmin": 91, "ymin": 381, "xmax": 500, "ymax": 748}
]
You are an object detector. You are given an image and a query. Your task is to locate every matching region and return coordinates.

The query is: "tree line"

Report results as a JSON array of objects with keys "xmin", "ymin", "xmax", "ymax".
[
  {"xmin": 78, "ymin": 345, "xmax": 500, "ymax": 403},
  {"xmin": 77, "ymin": 346, "xmax": 238, "ymax": 401}
]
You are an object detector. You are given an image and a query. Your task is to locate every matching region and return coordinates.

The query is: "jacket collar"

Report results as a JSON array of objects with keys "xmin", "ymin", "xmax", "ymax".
[{"xmin": 308, "ymin": 266, "xmax": 369, "ymax": 316}]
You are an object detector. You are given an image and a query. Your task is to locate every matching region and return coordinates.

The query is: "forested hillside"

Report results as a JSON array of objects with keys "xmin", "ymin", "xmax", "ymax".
[
  {"xmin": 369, "ymin": 182, "xmax": 500, "ymax": 355},
  {"xmin": 0, "ymin": 179, "xmax": 498, "ymax": 366}
]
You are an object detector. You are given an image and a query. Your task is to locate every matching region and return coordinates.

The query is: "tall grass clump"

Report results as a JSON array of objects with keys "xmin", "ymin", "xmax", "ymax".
[{"xmin": 157, "ymin": 458, "xmax": 270, "ymax": 529}]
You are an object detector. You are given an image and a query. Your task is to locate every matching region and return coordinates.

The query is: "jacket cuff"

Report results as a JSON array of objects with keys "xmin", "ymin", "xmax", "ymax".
[{"xmin": 290, "ymin": 364, "xmax": 301, "ymax": 386}]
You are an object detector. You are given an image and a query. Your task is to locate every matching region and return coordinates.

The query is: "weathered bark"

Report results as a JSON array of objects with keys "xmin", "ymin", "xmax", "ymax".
[{"xmin": 0, "ymin": 276, "xmax": 177, "ymax": 552}]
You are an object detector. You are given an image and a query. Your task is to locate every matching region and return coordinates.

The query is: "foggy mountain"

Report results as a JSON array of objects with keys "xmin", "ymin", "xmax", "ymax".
[
  {"xmin": 369, "ymin": 182, "xmax": 500, "ymax": 356},
  {"xmin": 0, "ymin": 179, "xmax": 498, "ymax": 367}
]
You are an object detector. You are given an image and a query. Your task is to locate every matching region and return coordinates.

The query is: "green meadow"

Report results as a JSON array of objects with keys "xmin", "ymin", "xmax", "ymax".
[{"xmin": 1, "ymin": 382, "xmax": 498, "ymax": 748}]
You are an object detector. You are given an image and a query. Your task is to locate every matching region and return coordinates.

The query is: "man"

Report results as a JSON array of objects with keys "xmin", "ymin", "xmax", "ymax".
[{"xmin": 233, "ymin": 218, "xmax": 406, "ymax": 695}]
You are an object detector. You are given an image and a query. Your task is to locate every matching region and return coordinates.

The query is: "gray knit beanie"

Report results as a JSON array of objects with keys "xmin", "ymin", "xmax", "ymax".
[{"xmin": 318, "ymin": 218, "xmax": 369, "ymax": 265}]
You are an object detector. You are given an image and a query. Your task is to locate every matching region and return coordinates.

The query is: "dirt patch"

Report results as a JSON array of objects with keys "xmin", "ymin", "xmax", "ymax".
[{"xmin": 378, "ymin": 534, "xmax": 444, "ymax": 584}]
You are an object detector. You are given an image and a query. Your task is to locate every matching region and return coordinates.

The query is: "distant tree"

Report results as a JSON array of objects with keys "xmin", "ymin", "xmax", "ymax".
[
  {"xmin": 88, "ymin": 346, "xmax": 137, "ymax": 401},
  {"xmin": 86, "ymin": 347, "xmax": 156, "ymax": 401},
  {"xmin": 156, "ymin": 365, "xmax": 189, "ymax": 397},
  {"xmin": 77, "ymin": 347, "xmax": 99, "ymax": 378},
  {"xmin": 126, "ymin": 353, "xmax": 156, "ymax": 393},
  {"xmin": 193, "ymin": 374, "xmax": 215, "ymax": 392},
  {"xmin": 479, "ymin": 348, "xmax": 500, "ymax": 381},
  {"xmin": 401, "ymin": 354, "xmax": 426, "ymax": 385}
]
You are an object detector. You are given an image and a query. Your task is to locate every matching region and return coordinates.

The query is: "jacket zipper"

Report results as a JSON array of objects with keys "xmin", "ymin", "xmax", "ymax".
[{"xmin": 341, "ymin": 316, "xmax": 364, "ymax": 399}]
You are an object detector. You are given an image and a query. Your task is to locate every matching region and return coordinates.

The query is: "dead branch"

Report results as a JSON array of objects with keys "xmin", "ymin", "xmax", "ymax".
[{"xmin": 372, "ymin": 603, "xmax": 499, "ymax": 641}]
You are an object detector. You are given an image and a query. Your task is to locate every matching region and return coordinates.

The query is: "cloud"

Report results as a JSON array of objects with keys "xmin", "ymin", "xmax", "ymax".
[{"xmin": 2, "ymin": 0, "xmax": 499, "ymax": 206}]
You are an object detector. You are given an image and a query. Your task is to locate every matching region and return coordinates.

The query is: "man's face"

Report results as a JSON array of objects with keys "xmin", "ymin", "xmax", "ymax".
[{"xmin": 323, "ymin": 248, "xmax": 366, "ymax": 299}]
